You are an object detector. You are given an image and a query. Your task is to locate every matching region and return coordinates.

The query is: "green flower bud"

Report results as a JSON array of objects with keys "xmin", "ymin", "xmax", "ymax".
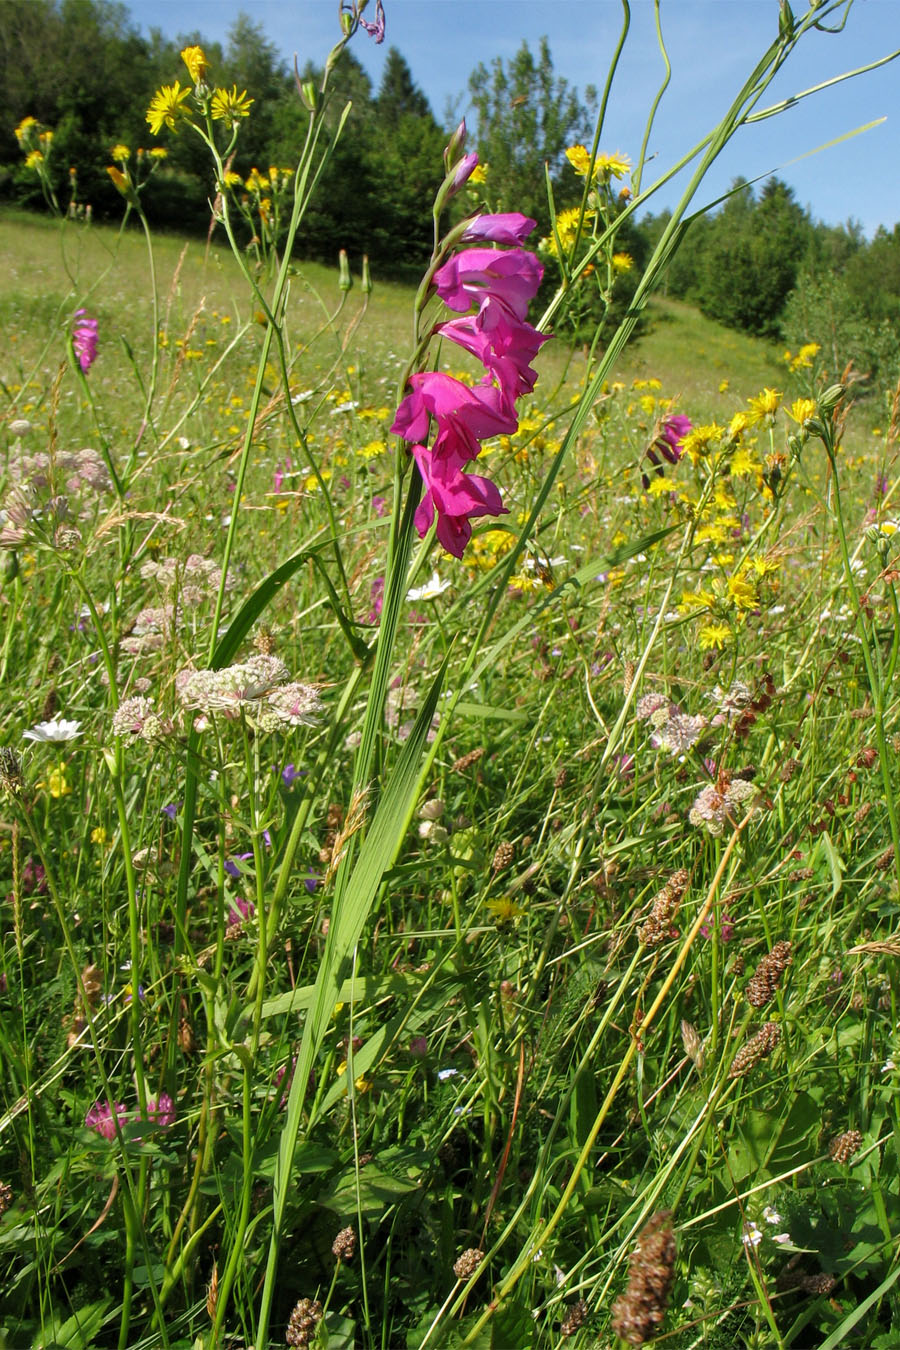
[
  {"xmin": 361, "ymin": 254, "xmax": 372, "ymax": 295},
  {"xmin": 338, "ymin": 248, "xmax": 352, "ymax": 292},
  {"xmin": 818, "ymin": 384, "xmax": 845, "ymax": 410}
]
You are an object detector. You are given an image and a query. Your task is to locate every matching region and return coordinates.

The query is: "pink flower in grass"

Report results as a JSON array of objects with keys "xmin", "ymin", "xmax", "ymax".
[
  {"xmin": 438, "ymin": 299, "xmax": 550, "ymax": 399},
  {"xmin": 72, "ymin": 310, "xmax": 98, "ymax": 373},
  {"xmin": 391, "ymin": 371, "xmax": 516, "ymax": 451},
  {"xmin": 412, "ymin": 443, "xmax": 508, "ymax": 559},
  {"xmin": 85, "ymin": 1100, "xmax": 128, "ymax": 1140},
  {"xmin": 433, "ymin": 247, "xmax": 543, "ymax": 319},
  {"xmin": 643, "ymin": 414, "xmax": 691, "ymax": 487},
  {"xmin": 144, "ymin": 1092, "xmax": 176, "ymax": 1128},
  {"xmin": 460, "ymin": 213, "xmax": 536, "ymax": 247}
]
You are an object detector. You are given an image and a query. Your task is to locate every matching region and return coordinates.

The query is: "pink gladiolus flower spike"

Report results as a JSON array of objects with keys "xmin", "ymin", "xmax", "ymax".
[{"xmin": 72, "ymin": 310, "xmax": 98, "ymax": 373}]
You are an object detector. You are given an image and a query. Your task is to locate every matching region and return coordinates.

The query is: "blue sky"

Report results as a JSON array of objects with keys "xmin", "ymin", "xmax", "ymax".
[{"xmin": 125, "ymin": 0, "xmax": 900, "ymax": 235}]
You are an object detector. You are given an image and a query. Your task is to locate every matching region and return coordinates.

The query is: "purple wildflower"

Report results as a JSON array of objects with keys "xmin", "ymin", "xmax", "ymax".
[
  {"xmin": 359, "ymin": 0, "xmax": 385, "ymax": 42},
  {"xmin": 144, "ymin": 1092, "xmax": 176, "ymax": 1128},
  {"xmin": 72, "ymin": 310, "xmax": 98, "ymax": 373},
  {"xmin": 85, "ymin": 1099, "xmax": 128, "ymax": 1140}
]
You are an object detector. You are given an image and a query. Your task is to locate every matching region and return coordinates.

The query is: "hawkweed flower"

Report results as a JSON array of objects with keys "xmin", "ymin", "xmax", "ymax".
[
  {"xmin": 72, "ymin": 311, "xmax": 98, "ymax": 373},
  {"xmin": 181, "ymin": 44, "xmax": 209, "ymax": 86},
  {"xmin": 85, "ymin": 1100, "xmax": 128, "ymax": 1140},
  {"xmin": 210, "ymin": 85, "xmax": 254, "ymax": 126},
  {"xmin": 24, "ymin": 718, "xmax": 82, "ymax": 743},
  {"xmin": 146, "ymin": 81, "xmax": 191, "ymax": 136}
]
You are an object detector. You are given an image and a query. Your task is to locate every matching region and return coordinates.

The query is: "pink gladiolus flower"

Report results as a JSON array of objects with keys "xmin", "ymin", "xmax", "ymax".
[
  {"xmin": 433, "ymin": 248, "xmax": 543, "ymax": 319},
  {"xmin": 72, "ymin": 310, "xmax": 98, "ymax": 373},
  {"xmin": 412, "ymin": 443, "xmax": 507, "ymax": 558},
  {"xmin": 85, "ymin": 1099, "xmax": 128, "ymax": 1140},
  {"xmin": 448, "ymin": 152, "xmax": 479, "ymax": 195},
  {"xmin": 438, "ymin": 299, "xmax": 550, "ymax": 399},
  {"xmin": 391, "ymin": 371, "xmax": 516, "ymax": 450},
  {"xmin": 460, "ymin": 213, "xmax": 536, "ymax": 247}
]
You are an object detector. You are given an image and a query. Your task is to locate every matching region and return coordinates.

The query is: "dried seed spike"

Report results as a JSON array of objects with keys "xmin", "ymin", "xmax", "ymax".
[
  {"xmin": 610, "ymin": 1210, "xmax": 676, "ymax": 1345},
  {"xmin": 729, "ymin": 1022, "xmax": 781, "ymax": 1078}
]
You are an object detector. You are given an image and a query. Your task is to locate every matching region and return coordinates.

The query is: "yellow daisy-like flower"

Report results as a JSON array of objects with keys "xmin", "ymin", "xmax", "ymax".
[
  {"xmin": 788, "ymin": 397, "xmax": 816, "ymax": 426},
  {"xmin": 469, "ymin": 162, "xmax": 488, "ymax": 184},
  {"xmin": 39, "ymin": 130, "xmax": 53, "ymax": 146},
  {"xmin": 244, "ymin": 166, "xmax": 268, "ymax": 193},
  {"xmin": 15, "ymin": 115, "xmax": 37, "ymax": 145},
  {"xmin": 612, "ymin": 252, "xmax": 633, "ymax": 273},
  {"xmin": 486, "ymin": 896, "xmax": 524, "ymax": 923},
  {"xmin": 221, "ymin": 170, "xmax": 243, "ymax": 188},
  {"xmin": 181, "ymin": 44, "xmax": 209, "ymax": 85},
  {"xmin": 726, "ymin": 571, "xmax": 758, "ymax": 611},
  {"xmin": 211, "ymin": 85, "xmax": 254, "ymax": 124},
  {"xmin": 595, "ymin": 150, "xmax": 631, "ymax": 180},
  {"xmin": 680, "ymin": 424, "xmax": 724, "ymax": 463},
  {"xmin": 91, "ymin": 826, "xmax": 107, "ymax": 846},
  {"xmin": 565, "ymin": 144, "xmax": 593, "ymax": 177},
  {"xmin": 680, "ymin": 588, "xmax": 714, "ymax": 614},
  {"xmin": 24, "ymin": 149, "xmax": 44, "ymax": 170},
  {"xmin": 110, "ymin": 143, "xmax": 130, "ymax": 163},
  {"xmin": 698, "ymin": 622, "xmax": 733, "ymax": 651},
  {"xmin": 146, "ymin": 81, "xmax": 191, "ymax": 136},
  {"xmin": 746, "ymin": 387, "xmax": 782, "ymax": 424},
  {"xmin": 149, "ymin": 147, "xmax": 168, "ymax": 160}
]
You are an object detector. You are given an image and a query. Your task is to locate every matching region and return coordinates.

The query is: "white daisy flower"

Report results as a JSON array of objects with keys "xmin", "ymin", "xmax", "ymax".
[{"xmin": 23, "ymin": 718, "xmax": 83, "ymax": 743}]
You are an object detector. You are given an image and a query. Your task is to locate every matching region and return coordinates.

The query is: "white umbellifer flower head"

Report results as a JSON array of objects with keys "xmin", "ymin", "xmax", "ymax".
[
  {"xmin": 407, "ymin": 571, "xmax": 451, "ymax": 602},
  {"xmin": 23, "ymin": 718, "xmax": 83, "ymax": 743}
]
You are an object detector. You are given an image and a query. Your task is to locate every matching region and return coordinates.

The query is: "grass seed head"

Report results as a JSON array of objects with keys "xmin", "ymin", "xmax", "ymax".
[{"xmin": 610, "ymin": 1210, "xmax": 676, "ymax": 1345}]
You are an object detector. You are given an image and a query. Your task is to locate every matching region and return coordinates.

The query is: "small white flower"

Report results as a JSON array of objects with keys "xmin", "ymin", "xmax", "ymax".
[
  {"xmin": 23, "ymin": 718, "xmax": 83, "ymax": 743},
  {"xmin": 8, "ymin": 419, "xmax": 32, "ymax": 436},
  {"xmin": 742, "ymin": 1221, "xmax": 763, "ymax": 1248},
  {"xmin": 407, "ymin": 571, "xmax": 451, "ymax": 602},
  {"xmin": 330, "ymin": 399, "xmax": 359, "ymax": 415},
  {"xmin": 762, "ymin": 1205, "xmax": 782, "ymax": 1225},
  {"xmin": 882, "ymin": 1057, "xmax": 897, "ymax": 1074},
  {"xmin": 771, "ymin": 1232, "xmax": 792, "ymax": 1246},
  {"xmin": 437, "ymin": 1067, "xmax": 459, "ymax": 1081}
]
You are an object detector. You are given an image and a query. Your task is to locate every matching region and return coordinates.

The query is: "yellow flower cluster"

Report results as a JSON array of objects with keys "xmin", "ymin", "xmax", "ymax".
[
  {"xmin": 565, "ymin": 145, "xmax": 631, "ymax": 182},
  {"xmin": 145, "ymin": 48, "xmax": 253, "ymax": 137},
  {"xmin": 782, "ymin": 342, "xmax": 820, "ymax": 373}
]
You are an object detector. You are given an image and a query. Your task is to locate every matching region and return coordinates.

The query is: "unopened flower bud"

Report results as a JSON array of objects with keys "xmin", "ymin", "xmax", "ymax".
[
  {"xmin": 443, "ymin": 118, "xmax": 467, "ymax": 172},
  {"xmin": 338, "ymin": 248, "xmax": 352, "ymax": 292},
  {"xmin": 361, "ymin": 254, "xmax": 372, "ymax": 295},
  {"xmin": 818, "ymin": 383, "xmax": 844, "ymax": 410}
]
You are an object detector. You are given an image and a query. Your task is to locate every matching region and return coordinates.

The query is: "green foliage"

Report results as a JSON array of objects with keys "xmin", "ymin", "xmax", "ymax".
[{"xmin": 467, "ymin": 37, "xmax": 596, "ymax": 231}]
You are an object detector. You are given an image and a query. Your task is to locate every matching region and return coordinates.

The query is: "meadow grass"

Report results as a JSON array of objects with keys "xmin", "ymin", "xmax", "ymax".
[{"xmin": 2, "ymin": 8, "xmax": 900, "ymax": 1348}]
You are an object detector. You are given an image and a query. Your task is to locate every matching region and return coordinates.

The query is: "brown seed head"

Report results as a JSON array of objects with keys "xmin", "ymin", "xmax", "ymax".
[
  {"xmin": 745, "ymin": 940, "xmax": 792, "ymax": 1008},
  {"xmin": 286, "ymin": 1297, "xmax": 324, "ymax": 1347},
  {"xmin": 610, "ymin": 1210, "xmax": 676, "ymax": 1346},
  {"xmin": 560, "ymin": 1298, "xmax": 589, "ymax": 1337},
  {"xmin": 451, "ymin": 746, "xmax": 485, "ymax": 774},
  {"xmin": 828, "ymin": 1129, "xmax": 863, "ymax": 1164},
  {"xmin": 332, "ymin": 1224, "xmax": 357, "ymax": 1261},
  {"xmin": 0, "ymin": 1181, "xmax": 12, "ymax": 1215},
  {"xmin": 491, "ymin": 841, "xmax": 515, "ymax": 873},
  {"xmin": 639, "ymin": 869, "xmax": 689, "ymax": 946},
  {"xmin": 729, "ymin": 1022, "xmax": 782, "ymax": 1078},
  {"xmin": 453, "ymin": 1247, "xmax": 484, "ymax": 1280}
]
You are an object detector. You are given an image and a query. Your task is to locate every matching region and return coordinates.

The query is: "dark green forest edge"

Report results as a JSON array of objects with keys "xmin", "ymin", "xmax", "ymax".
[{"xmin": 2, "ymin": 0, "xmax": 899, "ymax": 389}]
